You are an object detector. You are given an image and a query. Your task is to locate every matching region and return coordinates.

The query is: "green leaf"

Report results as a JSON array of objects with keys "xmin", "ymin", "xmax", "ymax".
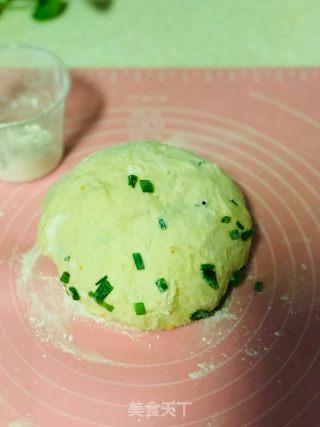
[
  {"xmin": 88, "ymin": 0, "xmax": 112, "ymax": 10},
  {"xmin": 33, "ymin": 0, "xmax": 67, "ymax": 21},
  {"xmin": 0, "ymin": 0, "xmax": 10, "ymax": 15}
]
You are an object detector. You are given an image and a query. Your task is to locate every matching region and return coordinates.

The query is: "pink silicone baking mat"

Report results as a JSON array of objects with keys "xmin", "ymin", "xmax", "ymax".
[{"xmin": 0, "ymin": 69, "xmax": 319, "ymax": 427}]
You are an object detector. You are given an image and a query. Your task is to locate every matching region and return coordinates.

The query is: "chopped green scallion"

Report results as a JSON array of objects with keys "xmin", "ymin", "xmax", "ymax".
[
  {"xmin": 236, "ymin": 221, "xmax": 244, "ymax": 230},
  {"xmin": 88, "ymin": 291, "xmax": 114, "ymax": 311},
  {"xmin": 95, "ymin": 275, "xmax": 108, "ymax": 286},
  {"xmin": 190, "ymin": 309, "xmax": 212, "ymax": 321},
  {"xmin": 68, "ymin": 287, "xmax": 80, "ymax": 300},
  {"xmin": 91, "ymin": 276, "xmax": 113, "ymax": 303},
  {"xmin": 229, "ymin": 267, "xmax": 244, "ymax": 287},
  {"xmin": 140, "ymin": 179, "xmax": 154, "ymax": 193},
  {"xmin": 241, "ymin": 228, "xmax": 255, "ymax": 241},
  {"xmin": 155, "ymin": 278, "xmax": 168, "ymax": 293},
  {"xmin": 100, "ymin": 301, "xmax": 114, "ymax": 312},
  {"xmin": 254, "ymin": 281, "xmax": 263, "ymax": 292},
  {"xmin": 133, "ymin": 253, "xmax": 145, "ymax": 270},
  {"xmin": 230, "ymin": 229, "xmax": 240, "ymax": 240},
  {"xmin": 221, "ymin": 216, "xmax": 231, "ymax": 224},
  {"xmin": 128, "ymin": 175, "xmax": 138, "ymax": 188},
  {"xmin": 134, "ymin": 302, "xmax": 146, "ymax": 315},
  {"xmin": 230, "ymin": 199, "xmax": 238, "ymax": 206},
  {"xmin": 60, "ymin": 271, "xmax": 70, "ymax": 284},
  {"xmin": 158, "ymin": 218, "xmax": 167, "ymax": 230},
  {"xmin": 64, "ymin": 255, "xmax": 71, "ymax": 262},
  {"xmin": 200, "ymin": 264, "xmax": 219, "ymax": 289}
]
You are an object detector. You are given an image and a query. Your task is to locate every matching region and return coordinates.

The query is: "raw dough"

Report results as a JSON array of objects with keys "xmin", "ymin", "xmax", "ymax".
[{"xmin": 38, "ymin": 141, "xmax": 253, "ymax": 330}]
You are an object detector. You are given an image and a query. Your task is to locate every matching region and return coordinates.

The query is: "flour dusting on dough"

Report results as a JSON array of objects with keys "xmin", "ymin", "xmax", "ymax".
[
  {"xmin": 15, "ymin": 244, "xmax": 143, "ymax": 365},
  {"xmin": 45, "ymin": 214, "xmax": 66, "ymax": 254}
]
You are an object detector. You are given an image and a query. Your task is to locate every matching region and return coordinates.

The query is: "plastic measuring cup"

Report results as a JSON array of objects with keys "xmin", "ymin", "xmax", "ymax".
[{"xmin": 0, "ymin": 44, "xmax": 70, "ymax": 182}]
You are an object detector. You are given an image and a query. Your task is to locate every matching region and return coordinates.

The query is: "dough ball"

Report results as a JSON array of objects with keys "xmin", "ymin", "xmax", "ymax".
[{"xmin": 38, "ymin": 141, "xmax": 253, "ymax": 330}]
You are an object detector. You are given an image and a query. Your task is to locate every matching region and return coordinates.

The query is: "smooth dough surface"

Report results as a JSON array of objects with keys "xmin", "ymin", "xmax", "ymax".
[{"xmin": 38, "ymin": 141, "xmax": 253, "ymax": 330}]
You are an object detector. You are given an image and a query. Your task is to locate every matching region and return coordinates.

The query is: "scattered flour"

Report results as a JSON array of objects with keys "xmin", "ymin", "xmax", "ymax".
[
  {"xmin": 15, "ymin": 244, "xmax": 143, "ymax": 365},
  {"xmin": 199, "ymin": 301, "xmax": 238, "ymax": 351},
  {"xmin": 245, "ymin": 347, "xmax": 260, "ymax": 358},
  {"xmin": 188, "ymin": 302, "xmax": 239, "ymax": 380},
  {"xmin": 201, "ymin": 303, "xmax": 237, "ymax": 337},
  {"xmin": 15, "ymin": 244, "xmax": 245, "ymax": 373},
  {"xmin": 189, "ymin": 362, "xmax": 218, "ymax": 380},
  {"xmin": 202, "ymin": 336, "xmax": 212, "ymax": 345},
  {"xmin": 7, "ymin": 419, "xmax": 33, "ymax": 427}
]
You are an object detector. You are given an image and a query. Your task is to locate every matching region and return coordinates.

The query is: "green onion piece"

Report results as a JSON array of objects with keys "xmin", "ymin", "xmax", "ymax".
[
  {"xmin": 68, "ymin": 287, "xmax": 80, "ymax": 300},
  {"xmin": 33, "ymin": 0, "xmax": 67, "ymax": 21},
  {"xmin": 133, "ymin": 253, "xmax": 145, "ymax": 270},
  {"xmin": 236, "ymin": 221, "xmax": 244, "ymax": 230},
  {"xmin": 241, "ymin": 228, "xmax": 255, "ymax": 241},
  {"xmin": 140, "ymin": 179, "xmax": 154, "ymax": 193},
  {"xmin": 88, "ymin": 291, "xmax": 114, "ymax": 311},
  {"xmin": 190, "ymin": 309, "xmax": 212, "ymax": 321},
  {"xmin": 64, "ymin": 255, "xmax": 71, "ymax": 262},
  {"xmin": 221, "ymin": 216, "xmax": 231, "ymax": 224},
  {"xmin": 230, "ymin": 229, "xmax": 240, "ymax": 240},
  {"xmin": 100, "ymin": 301, "xmax": 114, "ymax": 312},
  {"xmin": 60, "ymin": 271, "xmax": 70, "ymax": 284},
  {"xmin": 230, "ymin": 199, "xmax": 238, "ymax": 206},
  {"xmin": 128, "ymin": 175, "xmax": 138, "ymax": 188},
  {"xmin": 155, "ymin": 278, "xmax": 168, "ymax": 293},
  {"xmin": 254, "ymin": 281, "xmax": 263, "ymax": 292},
  {"xmin": 134, "ymin": 302, "xmax": 146, "ymax": 315},
  {"xmin": 91, "ymin": 276, "xmax": 113, "ymax": 303},
  {"xmin": 158, "ymin": 218, "xmax": 167, "ymax": 230},
  {"xmin": 200, "ymin": 264, "xmax": 219, "ymax": 289},
  {"xmin": 95, "ymin": 275, "xmax": 108, "ymax": 286},
  {"xmin": 229, "ymin": 267, "xmax": 244, "ymax": 287}
]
